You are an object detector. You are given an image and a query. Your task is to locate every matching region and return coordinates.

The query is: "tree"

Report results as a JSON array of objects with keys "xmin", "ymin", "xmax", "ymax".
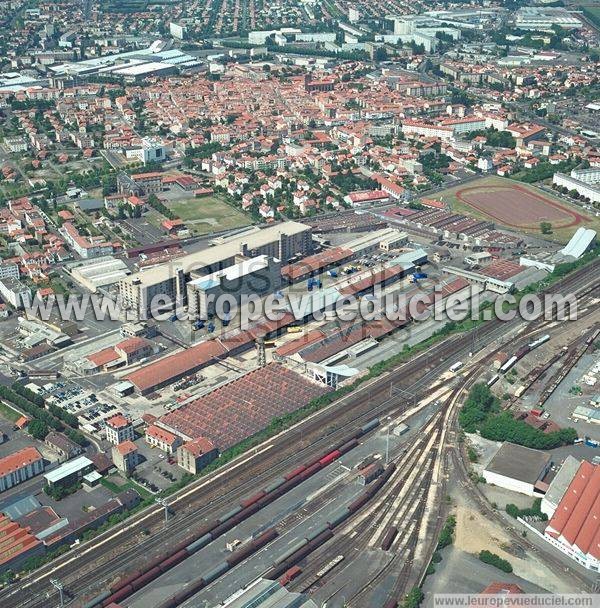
[
  {"xmin": 540, "ymin": 221, "xmax": 553, "ymax": 234},
  {"xmin": 29, "ymin": 419, "xmax": 49, "ymax": 440}
]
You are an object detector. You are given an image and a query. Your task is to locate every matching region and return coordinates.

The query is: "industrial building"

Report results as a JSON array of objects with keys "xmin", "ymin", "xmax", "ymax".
[
  {"xmin": 218, "ymin": 578, "xmax": 317, "ymax": 608},
  {"xmin": 187, "ymin": 255, "xmax": 282, "ymax": 320},
  {"xmin": 513, "ymin": 7, "xmax": 583, "ymax": 31},
  {"xmin": 157, "ymin": 363, "xmax": 331, "ymax": 449},
  {"xmin": 545, "ymin": 461, "xmax": 600, "ymax": 570},
  {"xmin": 68, "ymin": 256, "xmax": 131, "ymax": 292},
  {"xmin": 43, "ymin": 456, "xmax": 94, "ymax": 489},
  {"xmin": 0, "ymin": 447, "xmax": 45, "ymax": 493},
  {"xmin": 541, "ymin": 455, "xmax": 581, "ymax": 518},
  {"xmin": 483, "ymin": 442, "xmax": 551, "ymax": 496},
  {"xmin": 0, "ymin": 513, "xmax": 45, "ymax": 572},
  {"xmin": 119, "ymin": 221, "xmax": 312, "ymax": 314}
]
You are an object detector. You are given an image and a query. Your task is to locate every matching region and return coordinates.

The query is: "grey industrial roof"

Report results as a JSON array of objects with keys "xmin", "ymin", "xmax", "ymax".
[
  {"xmin": 0, "ymin": 495, "xmax": 41, "ymax": 520},
  {"xmin": 544, "ymin": 455, "xmax": 581, "ymax": 509},
  {"xmin": 44, "ymin": 455, "xmax": 93, "ymax": 484},
  {"xmin": 484, "ymin": 442, "xmax": 551, "ymax": 484}
]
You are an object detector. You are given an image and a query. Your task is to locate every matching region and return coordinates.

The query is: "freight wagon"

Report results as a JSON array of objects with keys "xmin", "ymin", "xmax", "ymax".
[{"xmin": 85, "ymin": 419, "xmax": 382, "ymax": 608}]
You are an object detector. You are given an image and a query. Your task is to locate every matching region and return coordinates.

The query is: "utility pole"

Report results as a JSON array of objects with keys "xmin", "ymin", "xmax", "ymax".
[
  {"xmin": 155, "ymin": 497, "xmax": 169, "ymax": 525},
  {"xmin": 385, "ymin": 416, "xmax": 391, "ymax": 465},
  {"xmin": 50, "ymin": 579, "xmax": 64, "ymax": 608}
]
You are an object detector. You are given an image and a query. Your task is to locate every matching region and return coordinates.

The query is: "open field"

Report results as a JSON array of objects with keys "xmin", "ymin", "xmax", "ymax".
[
  {"xmin": 165, "ymin": 195, "xmax": 252, "ymax": 235},
  {"xmin": 423, "ymin": 176, "xmax": 600, "ymax": 243},
  {"xmin": 0, "ymin": 401, "xmax": 21, "ymax": 422}
]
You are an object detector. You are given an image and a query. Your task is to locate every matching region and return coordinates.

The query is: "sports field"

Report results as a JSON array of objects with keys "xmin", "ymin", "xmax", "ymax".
[
  {"xmin": 423, "ymin": 177, "xmax": 599, "ymax": 242},
  {"xmin": 166, "ymin": 195, "xmax": 252, "ymax": 235}
]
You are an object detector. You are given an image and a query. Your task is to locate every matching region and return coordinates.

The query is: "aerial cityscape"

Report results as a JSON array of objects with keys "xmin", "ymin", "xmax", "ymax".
[{"xmin": 0, "ymin": 0, "xmax": 599, "ymax": 607}]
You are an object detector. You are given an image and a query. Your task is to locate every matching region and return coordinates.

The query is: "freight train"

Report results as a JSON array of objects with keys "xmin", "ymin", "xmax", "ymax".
[
  {"xmin": 263, "ymin": 461, "xmax": 398, "ymax": 583},
  {"xmin": 83, "ymin": 418, "xmax": 380, "ymax": 608},
  {"xmin": 499, "ymin": 334, "xmax": 550, "ymax": 375}
]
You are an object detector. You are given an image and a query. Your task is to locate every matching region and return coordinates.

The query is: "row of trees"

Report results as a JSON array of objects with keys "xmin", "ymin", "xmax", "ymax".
[{"xmin": 0, "ymin": 383, "xmax": 87, "ymax": 446}]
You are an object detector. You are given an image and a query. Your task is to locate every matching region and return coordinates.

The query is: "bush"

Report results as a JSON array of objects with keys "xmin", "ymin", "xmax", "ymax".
[
  {"xmin": 437, "ymin": 515, "xmax": 456, "ymax": 550},
  {"xmin": 403, "ymin": 587, "xmax": 424, "ymax": 608},
  {"xmin": 506, "ymin": 498, "xmax": 547, "ymax": 521},
  {"xmin": 459, "ymin": 384, "xmax": 577, "ymax": 449},
  {"xmin": 479, "ymin": 550, "xmax": 513, "ymax": 573}
]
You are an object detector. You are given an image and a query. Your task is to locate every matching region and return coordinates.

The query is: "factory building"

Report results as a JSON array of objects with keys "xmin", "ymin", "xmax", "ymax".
[
  {"xmin": 483, "ymin": 442, "xmax": 551, "ymax": 496},
  {"xmin": 541, "ymin": 455, "xmax": 580, "ymax": 518},
  {"xmin": 218, "ymin": 578, "xmax": 317, "ymax": 608},
  {"xmin": 119, "ymin": 222, "xmax": 311, "ymax": 314},
  {"xmin": 68, "ymin": 256, "xmax": 131, "ymax": 292},
  {"xmin": 187, "ymin": 255, "xmax": 281, "ymax": 320},
  {"xmin": 43, "ymin": 456, "xmax": 94, "ymax": 489},
  {"xmin": 545, "ymin": 461, "xmax": 600, "ymax": 570},
  {"xmin": 0, "ymin": 448, "xmax": 45, "ymax": 493}
]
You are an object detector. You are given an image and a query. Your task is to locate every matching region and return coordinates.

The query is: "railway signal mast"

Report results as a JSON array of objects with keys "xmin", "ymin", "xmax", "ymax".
[{"xmin": 50, "ymin": 579, "xmax": 64, "ymax": 608}]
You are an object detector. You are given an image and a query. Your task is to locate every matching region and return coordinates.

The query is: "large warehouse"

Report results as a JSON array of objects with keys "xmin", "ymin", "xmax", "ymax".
[
  {"xmin": 482, "ymin": 442, "xmax": 551, "ymax": 496},
  {"xmin": 119, "ymin": 221, "xmax": 312, "ymax": 314},
  {"xmin": 545, "ymin": 461, "xmax": 600, "ymax": 571}
]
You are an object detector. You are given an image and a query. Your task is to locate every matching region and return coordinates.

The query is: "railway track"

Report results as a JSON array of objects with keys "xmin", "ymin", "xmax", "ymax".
[{"xmin": 4, "ymin": 260, "xmax": 599, "ymax": 608}]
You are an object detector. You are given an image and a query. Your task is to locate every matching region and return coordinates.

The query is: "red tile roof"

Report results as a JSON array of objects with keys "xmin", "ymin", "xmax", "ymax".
[
  {"xmin": 546, "ymin": 461, "xmax": 600, "ymax": 559},
  {"xmin": 106, "ymin": 414, "xmax": 130, "ymax": 429},
  {"xmin": 146, "ymin": 424, "xmax": 178, "ymax": 446},
  {"xmin": 87, "ymin": 347, "xmax": 120, "ymax": 367},
  {"xmin": 182, "ymin": 437, "xmax": 216, "ymax": 457},
  {"xmin": 0, "ymin": 447, "xmax": 43, "ymax": 478},
  {"xmin": 159, "ymin": 363, "xmax": 331, "ymax": 449},
  {"xmin": 126, "ymin": 340, "xmax": 228, "ymax": 392},
  {"xmin": 115, "ymin": 440, "xmax": 137, "ymax": 456},
  {"xmin": 0, "ymin": 514, "xmax": 42, "ymax": 568},
  {"xmin": 482, "ymin": 582, "xmax": 523, "ymax": 594},
  {"xmin": 115, "ymin": 336, "xmax": 149, "ymax": 355}
]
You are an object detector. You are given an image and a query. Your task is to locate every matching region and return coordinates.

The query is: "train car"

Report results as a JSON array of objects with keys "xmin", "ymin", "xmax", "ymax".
[
  {"xmin": 359, "ymin": 418, "xmax": 380, "ymax": 435},
  {"xmin": 348, "ymin": 493, "xmax": 369, "ymax": 513},
  {"xmin": 316, "ymin": 554, "xmax": 344, "ymax": 579},
  {"xmin": 381, "ymin": 527, "xmax": 398, "ymax": 551},
  {"xmin": 307, "ymin": 524, "xmax": 330, "ymax": 541},
  {"xmin": 279, "ymin": 566, "xmax": 302, "ymax": 586},
  {"xmin": 284, "ymin": 465, "xmax": 306, "ymax": 480},
  {"xmin": 327, "ymin": 507, "xmax": 351, "ymax": 529},
  {"xmin": 486, "ymin": 374, "xmax": 499, "ymax": 387},
  {"xmin": 275, "ymin": 539, "xmax": 309, "ymax": 565},
  {"xmin": 499, "ymin": 355, "xmax": 518, "ymax": 374},
  {"xmin": 186, "ymin": 533, "xmax": 212, "ymax": 554},
  {"xmin": 158, "ymin": 549, "xmax": 188, "ymax": 572},
  {"xmin": 338, "ymin": 438, "xmax": 359, "ymax": 454},
  {"xmin": 131, "ymin": 567, "xmax": 162, "ymax": 592},
  {"xmin": 218, "ymin": 506, "xmax": 242, "ymax": 523},
  {"xmin": 319, "ymin": 450, "xmax": 341, "ymax": 466},
  {"xmin": 299, "ymin": 462, "xmax": 322, "ymax": 480},
  {"xmin": 449, "ymin": 361, "xmax": 463, "ymax": 373},
  {"xmin": 240, "ymin": 491, "xmax": 266, "ymax": 508},
  {"xmin": 528, "ymin": 334, "xmax": 550, "ymax": 350}
]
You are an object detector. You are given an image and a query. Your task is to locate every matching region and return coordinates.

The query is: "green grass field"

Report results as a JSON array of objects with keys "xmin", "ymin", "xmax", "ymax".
[
  {"xmin": 422, "ymin": 176, "xmax": 600, "ymax": 244},
  {"xmin": 166, "ymin": 195, "xmax": 252, "ymax": 235},
  {"xmin": 0, "ymin": 401, "xmax": 21, "ymax": 422}
]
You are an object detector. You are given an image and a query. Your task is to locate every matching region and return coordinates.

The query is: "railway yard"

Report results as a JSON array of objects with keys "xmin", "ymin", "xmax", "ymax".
[{"xmin": 0, "ymin": 258, "xmax": 598, "ymax": 608}]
